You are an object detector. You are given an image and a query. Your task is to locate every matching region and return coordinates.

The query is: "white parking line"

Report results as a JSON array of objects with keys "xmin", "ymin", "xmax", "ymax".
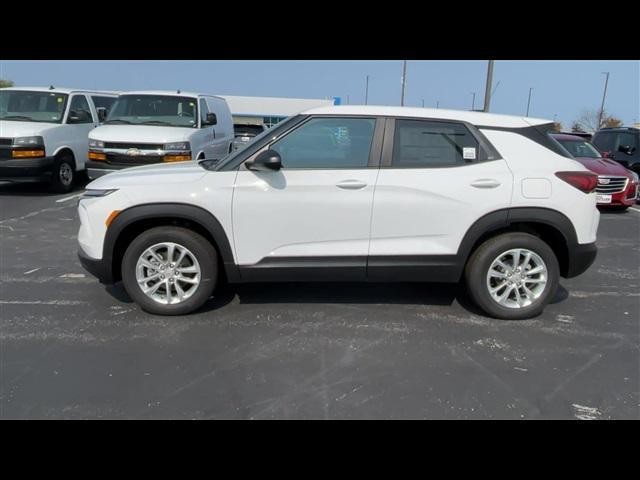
[
  {"xmin": 55, "ymin": 193, "xmax": 84, "ymax": 203},
  {"xmin": 629, "ymin": 207, "xmax": 640, "ymax": 213}
]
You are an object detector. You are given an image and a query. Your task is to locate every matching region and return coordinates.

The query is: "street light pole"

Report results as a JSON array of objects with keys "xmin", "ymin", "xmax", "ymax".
[
  {"xmin": 436, "ymin": 101, "xmax": 440, "ymax": 109},
  {"xmin": 598, "ymin": 72, "xmax": 610, "ymax": 129},
  {"xmin": 365, "ymin": 75, "xmax": 369, "ymax": 105},
  {"xmin": 483, "ymin": 60, "xmax": 494, "ymax": 112},
  {"xmin": 400, "ymin": 60, "xmax": 407, "ymax": 106},
  {"xmin": 421, "ymin": 99, "xmax": 425, "ymax": 108},
  {"xmin": 526, "ymin": 87, "xmax": 534, "ymax": 116},
  {"xmin": 471, "ymin": 92, "xmax": 476, "ymax": 111}
]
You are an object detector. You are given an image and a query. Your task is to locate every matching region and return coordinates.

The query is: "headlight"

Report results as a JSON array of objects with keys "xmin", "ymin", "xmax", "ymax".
[
  {"xmin": 630, "ymin": 171, "xmax": 639, "ymax": 183},
  {"xmin": 80, "ymin": 189, "xmax": 118, "ymax": 199},
  {"xmin": 164, "ymin": 141, "xmax": 190, "ymax": 151},
  {"xmin": 89, "ymin": 139, "xmax": 105, "ymax": 149},
  {"xmin": 13, "ymin": 136, "xmax": 44, "ymax": 147}
]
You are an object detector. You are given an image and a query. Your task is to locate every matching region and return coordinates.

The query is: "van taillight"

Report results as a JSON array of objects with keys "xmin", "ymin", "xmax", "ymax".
[{"xmin": 555, "ymin": 171, "xmax": 598, "ymax": 193}]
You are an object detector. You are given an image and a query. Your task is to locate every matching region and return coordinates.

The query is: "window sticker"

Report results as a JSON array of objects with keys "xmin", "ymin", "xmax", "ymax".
[{"xmin": 463, "ymin": 147, "xmax": 477, "ymax": 160}]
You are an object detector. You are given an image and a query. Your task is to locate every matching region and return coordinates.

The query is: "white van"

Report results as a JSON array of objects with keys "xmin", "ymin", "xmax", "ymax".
[
  {"xmin": 0, "ymin": 87, "xmax": 119, "ymax": 192},
  {"xmin": 86, "ymin": 91, "xmax": 234, "ymax": 179}
]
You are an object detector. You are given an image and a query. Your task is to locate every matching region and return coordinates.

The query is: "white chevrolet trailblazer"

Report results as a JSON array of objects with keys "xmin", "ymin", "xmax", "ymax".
[
  {"xmin": 86, "ymin": 90, "xmax": 234, "ymax": 179},
  {"xmin": 0, "ymin": 86, "xmax": 118, "ymax": 192},
  {"xmin": 77, "ymin": 106, "xmax": 600, "ymax": 319}
]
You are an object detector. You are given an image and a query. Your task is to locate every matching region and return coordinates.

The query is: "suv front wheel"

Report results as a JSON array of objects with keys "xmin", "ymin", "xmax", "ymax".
[
  {"xmin": 464, "ymin": 232, "xmax": 560, "ymax": 320},
  {"xmin": 121, "ymin": 227, "xmax": 218, "ymax": 315}
]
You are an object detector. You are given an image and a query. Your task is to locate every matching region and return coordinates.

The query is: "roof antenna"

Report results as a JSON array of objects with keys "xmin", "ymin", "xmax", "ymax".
[{"xmin": 49, "ymin": 85, "xmax": 55, "ymax": 90}]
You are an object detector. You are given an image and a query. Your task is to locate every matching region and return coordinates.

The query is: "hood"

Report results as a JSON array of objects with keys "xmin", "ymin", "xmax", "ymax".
[
  {"xmin": 90, "ymin": 124, "xmax": 193, "ymax": 144},
  {"xmin": 87, "ymin": 161, "xmax": 207, "ymax": 189},
  {"xmin": 573, "ymin": 156, "xmax": 632, "ymax": 177},
  {"xmin": 0, "ymin": 120, "xmax": 62, "ymax": 138}
]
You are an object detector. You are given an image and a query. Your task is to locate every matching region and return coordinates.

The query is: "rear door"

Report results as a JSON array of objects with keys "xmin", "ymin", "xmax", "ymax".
[{"xmin": 368, "ymin": 117, "xmax": 513, "ymax": 279}]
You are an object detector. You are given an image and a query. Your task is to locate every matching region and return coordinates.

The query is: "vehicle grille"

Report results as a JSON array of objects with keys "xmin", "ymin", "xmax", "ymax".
[
  {"xmin": 103, "ymin": 142, "xmax": 164, "ymax": 150},
  {"xmin": 596, "ymin": 176, "xmax": 628, "ymax": 194},
  {"xmin": 105, "ymin": 153, "xmax": 164, "ymax": 166},
  {"xmin": 0, "ymin": 138, "xmax": 12, "ymax": 146}
]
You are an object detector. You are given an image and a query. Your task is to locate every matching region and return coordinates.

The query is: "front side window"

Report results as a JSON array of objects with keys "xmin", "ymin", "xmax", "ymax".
[
  {"xmin": 613, "ymin": 132, "xmax": 639, "ymax": 152},
  {"xmin": 91, "ymin": 96, "xmax": 117, "ymax": 115},
  {"xmin": 270, "ymin": 117, "xmax": 375, "ymax": 169},
  {"xmin": 557, "ymin": 140, "xmax": 601, "ymax": 158},
  {"xmin": 0, "ymin": 90, "xmax": 68, "ymax": 123},
  {"xmin": 105, "ymin": 95, "xmax": 198, "ymax": 128},
  {"xmin": 392, "ymin": 119, "xmax": 479, "ymax": 168},
  {"xmin": 199, "ymin": 99, "xmax": 209, "ymax": 127},
  {"xmin": 67, "ymin": 95, "xmax": 94, "ymax": 124}
]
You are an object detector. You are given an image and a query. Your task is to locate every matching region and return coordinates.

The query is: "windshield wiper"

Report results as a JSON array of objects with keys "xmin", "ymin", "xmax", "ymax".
[
  {"xmin": 2, "ymin": 115, "xmax": 35, "ymax": 121},
  {"xmin": 104, "ymin": 119, "xmax": 132, "ymax": 124},
  {"xmin": 139, "ymin": 120, "xmax": 172, "ymax": 126}
]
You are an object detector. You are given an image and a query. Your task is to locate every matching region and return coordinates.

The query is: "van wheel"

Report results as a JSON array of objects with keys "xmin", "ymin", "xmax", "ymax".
[
  {"xmin": 50, "ymin": 153, "xmax": 76, "ymax": 193},
  {"xmin": 464, "ymin": 232, "xmax": 559, "ymax": 320},
  {"xmin": 121, "ymin": 226, "xmax": 218, "ymax": 316}
]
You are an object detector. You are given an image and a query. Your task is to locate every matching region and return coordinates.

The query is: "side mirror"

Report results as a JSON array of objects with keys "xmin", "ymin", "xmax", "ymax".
[
  {"xmin": 96, "ymin": 107, "xmax": 107, "ymax": 122},
  {"xmin": 203, "ymin": 113, "xmax": 217, "ymax": 126},
  {"xmin": 601, "ymin": 151, "xmax": 612, "ymax": 158},
  {"xmin": 246, "ymin": 149, "xmax": 282, "ymax": 171},
  {"xmin": 618, "ymin": 144, "xmax": 636, "ymax": 155}
]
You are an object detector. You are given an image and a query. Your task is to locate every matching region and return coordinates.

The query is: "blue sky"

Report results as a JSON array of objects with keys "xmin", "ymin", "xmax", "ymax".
[{"xmin": 1, "ymin": 60, "xmax": 638, "ymax": 126}]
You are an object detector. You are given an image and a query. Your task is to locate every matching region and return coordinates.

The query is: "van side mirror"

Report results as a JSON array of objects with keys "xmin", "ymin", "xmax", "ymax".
[
  {"xmin": 246, "ymin": 149, "xmax": 282, "ymax": 171},
  {"xmin": 203, "ymin": 113, "xmax": 217, "ymax": 126},
  {"xmin": 96, "ymin": 107, "xmax": 107, "ymax": 122}
]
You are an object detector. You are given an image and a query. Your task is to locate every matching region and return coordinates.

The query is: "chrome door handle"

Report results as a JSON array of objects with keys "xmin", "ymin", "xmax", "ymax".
[
  {"xmin": 336, "ymin": 180, "xmax": 367, "ymax": 190},
  {"xmin": 471, "ymin": 179, "xmax": 501, "ymax": 189}
]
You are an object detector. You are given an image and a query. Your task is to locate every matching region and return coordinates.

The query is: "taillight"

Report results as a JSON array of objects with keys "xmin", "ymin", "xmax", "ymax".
[{"xmin": 555, "ymin": 171, "xmax": 598, "ymax": 193}]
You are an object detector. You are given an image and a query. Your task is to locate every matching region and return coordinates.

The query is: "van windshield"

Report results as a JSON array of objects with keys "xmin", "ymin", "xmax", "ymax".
[
  {"xmin": 105, "ymin": 95, "xmax": 198, "ymax": 128},
  {"xmin": 0, "ymin": 90, "xmax": 68, "ymax": 123}
]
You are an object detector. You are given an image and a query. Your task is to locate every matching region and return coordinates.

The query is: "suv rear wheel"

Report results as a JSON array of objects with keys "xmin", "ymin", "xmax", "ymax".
[
  {"xmin": 121, "ymin": 226, "xmax": 218, "ymax": 315},
  {"xmin": 464, "ymin": 232, "xmax": 560, "ymax": 320}
]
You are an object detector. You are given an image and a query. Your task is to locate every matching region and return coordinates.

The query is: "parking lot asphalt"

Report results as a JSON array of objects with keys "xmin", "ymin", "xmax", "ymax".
[{"xmin": 1, "ymin": 181, "xmax": 639, "ymax": 419}]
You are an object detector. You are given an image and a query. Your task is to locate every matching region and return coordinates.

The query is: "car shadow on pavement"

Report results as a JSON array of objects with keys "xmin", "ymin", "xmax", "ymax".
[{"xmin": 104, "ymin": 279, "xmax": 570, "ymax": 318}]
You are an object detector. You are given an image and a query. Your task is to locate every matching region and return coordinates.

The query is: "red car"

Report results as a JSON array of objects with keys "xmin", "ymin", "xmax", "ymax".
[{"xmin": 552, "ymin": 133, "xmax": 639, "ymax": 210}]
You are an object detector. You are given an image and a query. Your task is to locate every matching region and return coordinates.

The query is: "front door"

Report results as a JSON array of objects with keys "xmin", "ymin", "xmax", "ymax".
[{"xmin": 232, "ymin": 116, "xmax": 382, "ymax": 281}]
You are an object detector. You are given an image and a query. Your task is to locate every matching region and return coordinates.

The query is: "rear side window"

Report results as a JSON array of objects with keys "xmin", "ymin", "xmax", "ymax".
[
  {"xmin": 613, "ymin": 132, "xmax": 639, "ymax": 151},
  {"xmin": 271, "ymin": 117, "xmax": 376, "ymax": 169},
  {"xmin": 392, "ymin": 120, "xmax": 480, "ymax": 168}
]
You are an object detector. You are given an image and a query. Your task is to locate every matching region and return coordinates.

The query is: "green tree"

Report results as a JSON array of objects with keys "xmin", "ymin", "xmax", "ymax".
[{"xmin": 0, "ymin": 79, "xmax": 14, "ymax": 88}]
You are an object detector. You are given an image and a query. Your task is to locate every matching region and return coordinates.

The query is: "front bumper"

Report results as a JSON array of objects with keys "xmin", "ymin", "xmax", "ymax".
[
  {"xmin": 565, "ymin": 242, "xmax": 597, "ymax": 278},
  {"xmin": 78, "ymin": 244, "xmax": 114, "ymax": 284},
  {"xmin": 0, "ymin": 156, "xmax": 56, "ymax": 182}
]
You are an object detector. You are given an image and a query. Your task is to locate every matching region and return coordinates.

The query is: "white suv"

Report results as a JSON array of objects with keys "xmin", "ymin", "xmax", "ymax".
[{"xmin": 77, "ymin": 106, "xmax": 600, "ymax": 320}]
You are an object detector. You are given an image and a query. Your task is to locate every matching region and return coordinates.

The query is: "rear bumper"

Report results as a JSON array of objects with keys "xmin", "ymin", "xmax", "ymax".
[
  {"xmin": 78, "ymin": 244, "xmax": 114, "ymax": 284},
  {"xmin": 0, "ymin": 156, "xmax": 56, "ymax": 182},
  {"xmin": 565, "ymin": 242, "xmax": 597, "ymax": 279}
]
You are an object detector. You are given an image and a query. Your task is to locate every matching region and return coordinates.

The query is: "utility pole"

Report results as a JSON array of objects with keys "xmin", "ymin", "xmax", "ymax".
[
  {"xmin": 346, "ymin": 95, "xmax": 350, "ymax": 105},
  {"xmin": 365, "ymin": 75, "xmax": 369, "ymax": 105},
  {"xmin": 436, "ymin": 101, "xmax": 440, "ymax": 109},
  {"xmin": 526, "ymin": 87, "xmax": 534, "ymax": 116},
  {"xmin": 598, "ymin": 72, "xmax": 610, "ymax": 129},
  {"xmin": 471, "ymin": 92, "xmax": 476, "ymax": 111},
  {"xmin": 421, "ymin": 99, "xmax": 425, "ymax": 108},
  {"xmin": 400, "ymin": 60, "xmax": 407, "ymax": 106},
  {"xmin": 483, "ymin": 60, "xmax": 494, "ymax": 112}
]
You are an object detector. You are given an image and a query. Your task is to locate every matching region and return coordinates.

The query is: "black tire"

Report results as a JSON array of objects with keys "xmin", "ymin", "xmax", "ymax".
[
  {"xmin": 604, "ymin": 205, "xmax": 629, "ymax": 212},
  {"xmin": 121, "ymin": 226, "xmax": 218, "ymax": 316},
  {"xmin": 50, "ymin": 152, "xmax": 76, "ymax": 193},
  {"xmin": 464, "ymin": 232, "xmax": 560, "ymax": 320}
]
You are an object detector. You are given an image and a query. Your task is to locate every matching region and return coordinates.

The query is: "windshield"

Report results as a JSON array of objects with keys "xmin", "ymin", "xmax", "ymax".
[
  {"xmin": 557, "ymin": 139, "xmax": 601, "ymax": 158},
  {"xmin": 105, "ymin": 95, "xmax": 198, "ymax": 128},
  {"xmin": 0, "ymin": 90, "xmax": 68, "ymax": 123}
]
